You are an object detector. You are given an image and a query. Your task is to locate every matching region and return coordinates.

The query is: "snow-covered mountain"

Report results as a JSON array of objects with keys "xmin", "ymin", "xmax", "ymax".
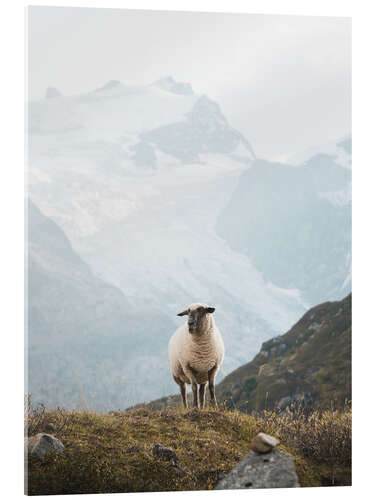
[{"xmin": 26, "ymin": 78, "xmax": 349, "ymax": 409}]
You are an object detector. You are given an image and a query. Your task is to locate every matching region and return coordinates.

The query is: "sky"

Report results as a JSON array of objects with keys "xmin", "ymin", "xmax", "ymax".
[{"xmin": 27, "ymin": 6, "xmax": 351, "ymax": 161}]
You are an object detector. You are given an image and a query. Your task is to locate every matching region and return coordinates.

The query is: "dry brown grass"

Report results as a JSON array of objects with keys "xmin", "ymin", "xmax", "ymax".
[{"xmin": 25, "ymin": 397, "xmax": 351, "ymax": 495}]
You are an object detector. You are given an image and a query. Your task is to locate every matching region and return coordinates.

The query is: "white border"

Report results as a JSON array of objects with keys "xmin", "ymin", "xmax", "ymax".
[{"xmin": 1, "ymin": 1, "xmax": 374, "ymax": 499}]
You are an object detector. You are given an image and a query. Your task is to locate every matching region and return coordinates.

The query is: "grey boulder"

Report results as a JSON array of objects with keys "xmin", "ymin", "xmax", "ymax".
[
  {"xmin": 25, "ymin": 433, "xmax": 64, "ymax": 460},
  {"xmin": 215, "ymin": 449, "xmax": 300, "ymax": 490}
]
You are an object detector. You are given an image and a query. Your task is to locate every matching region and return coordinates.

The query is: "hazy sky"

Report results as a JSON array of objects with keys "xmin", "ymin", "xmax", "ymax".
[{"xmin": 27, "ymin": 6, "xmax": 351, "ymax": 160}]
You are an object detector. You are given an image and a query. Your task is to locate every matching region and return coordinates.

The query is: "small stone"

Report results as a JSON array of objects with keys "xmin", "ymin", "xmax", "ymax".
[
  {"xmin": 150, "ymin": 444, "xmax": 178, "ymax": 464},
  {"xmin": 250, "ymin": 433, "xmax": 280, "ymax": 453},
  {"xmin": 25, "ymin": 433, "xmax": 64, "ymax": 461},
  {"xmin": 45, "ymin": 422, "xmax": 56, "ymax": 432}
]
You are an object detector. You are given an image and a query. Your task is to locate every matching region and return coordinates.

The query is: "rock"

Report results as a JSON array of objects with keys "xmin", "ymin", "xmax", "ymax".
[
  {"xmin": 215, "ymin": 449, "xmax": 300, "ymax": 489},
  {"xmin": 150, "ymin": 443, "xmax": 191, "ymax": 476},
  {"xmin": 45, "ymin": 422, "xmax": 56, "ymax": 432},
  {"xmin": 277, "ymin": 396, "xmax": 292, "ymax": 410},
  {"xmin": 250, "ymin": 433, "xmax": 280, "ymax": 453},
  {"xmin": 25, "ymin": 433, "xmax": 64, "ymax": 460},
  {"xmin": 150, "ymin": 444, "xmax": 178, "ymax": 465}
]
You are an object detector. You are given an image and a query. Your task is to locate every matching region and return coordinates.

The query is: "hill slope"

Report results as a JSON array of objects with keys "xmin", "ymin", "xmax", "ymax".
[{"xmin": 217, "ymin": 294, "xmax": 351, "ymax": 412}]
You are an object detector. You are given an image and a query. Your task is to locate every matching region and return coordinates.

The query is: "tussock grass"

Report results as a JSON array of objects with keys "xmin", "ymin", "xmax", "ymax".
[{"xmin": 25, "ymin": 398, "xmax": 351, "ymax": 495}]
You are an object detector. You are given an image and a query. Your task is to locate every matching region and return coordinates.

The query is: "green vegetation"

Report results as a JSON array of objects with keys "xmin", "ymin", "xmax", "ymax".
[{"xmin": 26, "ymin": 400, "xmax": 351, "ymax": 495}]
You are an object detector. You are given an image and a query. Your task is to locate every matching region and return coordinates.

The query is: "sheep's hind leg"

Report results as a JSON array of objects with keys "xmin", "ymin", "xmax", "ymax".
[{"xmin": 199, "ymin": 383, "xmax": 207, "ymax": 409}]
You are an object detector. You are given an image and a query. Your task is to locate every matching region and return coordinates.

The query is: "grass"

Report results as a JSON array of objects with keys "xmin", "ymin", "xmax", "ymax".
[{"xmin": 25, "ymin": 396, "xmax": 351, "ymax": 495}]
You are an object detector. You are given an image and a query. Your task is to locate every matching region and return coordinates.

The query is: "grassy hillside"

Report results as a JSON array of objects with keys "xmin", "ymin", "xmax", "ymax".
[
  {"xmin": 138, "ymin": 294, "xmax": 351, "ymax": 413},
  {"xmin": 26, "ymin": 402, "xmax": 351, "ymax": 495},
  {"xmin": 217, "ymin": 293, "xmax": 351, "ymax": 413}
]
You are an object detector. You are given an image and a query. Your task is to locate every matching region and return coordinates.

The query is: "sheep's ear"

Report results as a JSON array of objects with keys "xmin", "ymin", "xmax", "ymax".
[
  {"xmin": 177, "ymin": 309, "xmax": 189, "ymax": 317},
  {"xmin": 205, "ymin": 307, "xmax": 215, "ymax": 314}
]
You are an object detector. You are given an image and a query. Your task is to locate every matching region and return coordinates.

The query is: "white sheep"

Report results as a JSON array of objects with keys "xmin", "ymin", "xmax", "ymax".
[{"xmin": 168, "ymin": 303, "xmax": 225, "ymax": 409}]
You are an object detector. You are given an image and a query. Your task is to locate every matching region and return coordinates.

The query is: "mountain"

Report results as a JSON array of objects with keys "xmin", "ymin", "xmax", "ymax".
[
  {"xmin": 27, "ymin": 200, "xmax": 176, "ymax": 410},
  {"xmin": 216, "ymin": 144, "xmax": 351, "ymax": 305},
  {"xmin": 133, "ymin": 294, "xmax": 351, "ymax": 412},
  {"xmin": 27, "ymin": 79, "xmax": 307, "ymax": 405},
  {"xmin": 141, "ymin": 94, "xmax": 255, "ymax": 164},
  {"xmin": 288, "ymin": 136, "xmax": 352, "ymax": 169}
]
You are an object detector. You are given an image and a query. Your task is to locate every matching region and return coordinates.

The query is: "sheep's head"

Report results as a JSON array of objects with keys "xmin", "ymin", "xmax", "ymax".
[{"xmin": 177, "ymin": 303, "xmax": 215, "ymax": 334}]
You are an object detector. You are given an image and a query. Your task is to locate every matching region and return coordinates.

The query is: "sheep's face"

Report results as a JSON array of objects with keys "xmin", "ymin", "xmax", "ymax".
[{"xmin": 177, "ymin": 303, "xmax": 215, "ymax": 334}]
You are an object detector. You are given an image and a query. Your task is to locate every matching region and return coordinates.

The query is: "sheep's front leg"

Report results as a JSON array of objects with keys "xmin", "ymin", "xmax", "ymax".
[
  {"xmin": 179, "ymin": 382, "xmax": 188, "ymax": 409},
  {"xmin": 208, "ymin": 365, "xmax": 218, "ymax": 409},
  {"xmin": 199, "ymin": 383, "xmax": 207, "ymax": 409},
  {"xmin": 186, "ymin": 364, "xmax": 200, "ymax": 409},
  {"xmin": 192, "ymin": 381, "xmax": 199, "ymax": 409},
  {"xmin": 174, "ymin": 376, "xmax": 188, "ymax": 408}
]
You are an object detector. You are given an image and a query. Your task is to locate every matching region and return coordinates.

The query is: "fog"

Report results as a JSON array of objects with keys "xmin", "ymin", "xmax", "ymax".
[{"xmin": 27, "ymin": 6, "xmax": 351, "ymax": 160}]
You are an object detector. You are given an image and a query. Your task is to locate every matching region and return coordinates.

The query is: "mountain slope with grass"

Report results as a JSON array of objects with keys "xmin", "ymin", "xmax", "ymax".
[{"xmin": 217, "ymin": 293, "xmax": 351, "ymax": 412}]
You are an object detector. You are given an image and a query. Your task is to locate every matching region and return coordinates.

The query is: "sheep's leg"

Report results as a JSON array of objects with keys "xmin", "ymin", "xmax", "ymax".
[
  {"xmin": 208, "ymin": 365, "xmax": 218, "ymax": 409},
  {"xmin": 199, "ymin": 383, "xmax": 207, "ymax": 409},
  {"xmin": 192, "ymin": 382, "xmax": 199, "ymax": 409},
  {"xmin": 186, "ymin": 364, "xmax": 200, "ymax": 409},
  {"xmin": 174, "ymin": 376, "xmax": 188, "ymax": 408},
  {"xmin": 179, "ymin": 382, "xmax": 188, "ymax": 409}
]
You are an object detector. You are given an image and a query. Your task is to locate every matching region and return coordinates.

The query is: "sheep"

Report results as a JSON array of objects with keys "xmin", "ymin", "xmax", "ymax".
[{"xmin": 168, "ymin": 303, "xmax": 225, "ymax": 409}]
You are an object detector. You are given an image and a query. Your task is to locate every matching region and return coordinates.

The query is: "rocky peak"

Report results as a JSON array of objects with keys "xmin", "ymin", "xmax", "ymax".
[
  {"xmin": 45, "ymin": 86, "xmax": 62, "ymax": 99},
  {"xmin": 152, "ymin": 76, "xmax": 194, "ymax": 95},
  {"xmin": 187, "ymin": 95, "xmax": 228, "ymax": 130}
]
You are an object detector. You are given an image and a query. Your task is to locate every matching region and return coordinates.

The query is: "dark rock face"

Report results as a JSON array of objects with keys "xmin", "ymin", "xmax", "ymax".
[
  {"xmin": 215, "ymin": 449, "xmax": 299, "ymax": 489},
  {"xmin": 141, "ymin": 95, "xmax": 255, "ymax": 164}
]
